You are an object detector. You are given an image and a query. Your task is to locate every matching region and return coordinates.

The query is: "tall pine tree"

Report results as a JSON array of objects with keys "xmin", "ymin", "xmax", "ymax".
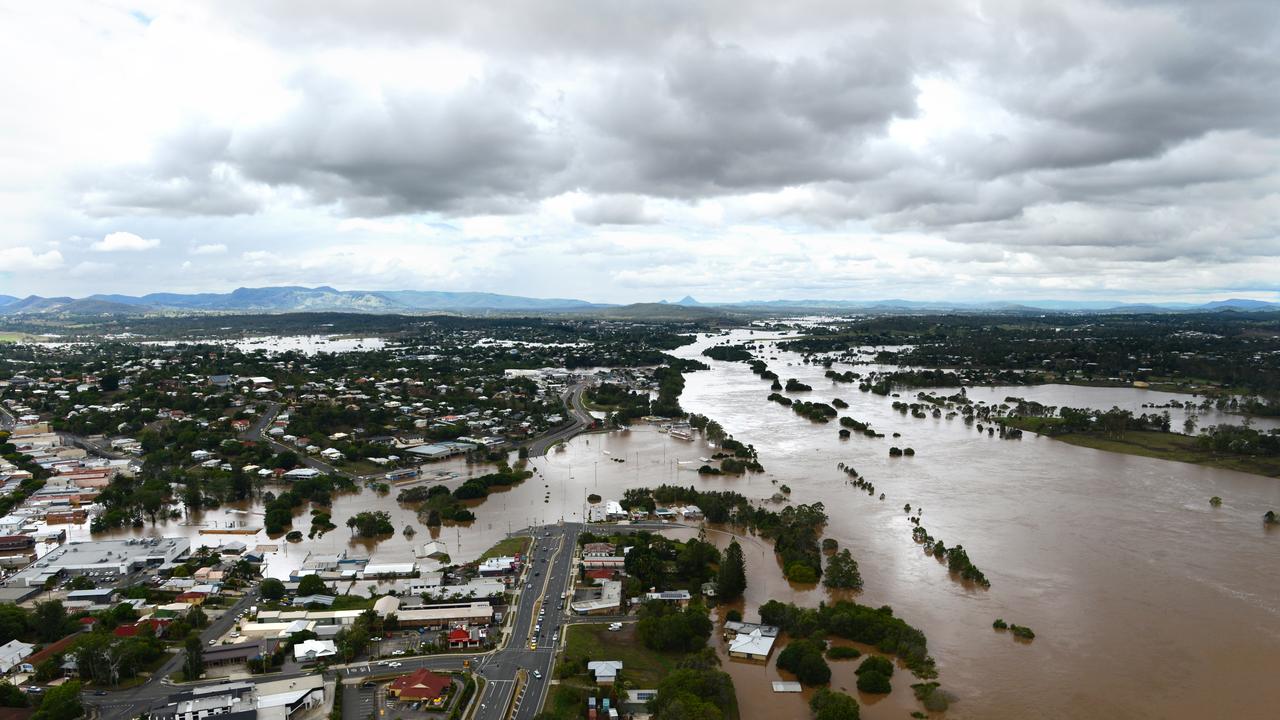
[{"xmin": 717, "ymin": 539, "xmax": 747, "ymax": 600}]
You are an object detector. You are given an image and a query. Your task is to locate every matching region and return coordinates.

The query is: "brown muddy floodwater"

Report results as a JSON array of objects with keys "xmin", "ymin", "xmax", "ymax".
[{"xmin": 73, "ymin": 328, "xmax": 1280, "ymax": 718}]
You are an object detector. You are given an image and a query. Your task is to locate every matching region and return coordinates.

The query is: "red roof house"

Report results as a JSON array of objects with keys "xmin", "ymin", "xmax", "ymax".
[{"xmin": 389, "ymin": 668, "xmax": 452, "ymax": 703}]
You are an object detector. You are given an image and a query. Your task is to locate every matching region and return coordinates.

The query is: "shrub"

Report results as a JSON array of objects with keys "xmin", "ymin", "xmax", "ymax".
[
  {"xmin": 1010, "ymin": 624, "xmax": 1036, "ymax": 640},
  {"xmin": 777, "ymin": 639, "xmax": 831, "ymax": 686},
  {"xmin": 912, "ymin": 682, "xmax": 950, "ymax": 712},
  {"xmin": 826, "ymin": 646, "xmax": 861, "ymax": 660},
  {"xmin": 856, "ymin": 670, "xmax": 891, "ymax": 693},
  {"xmin": 856, "ymin": 655, "xmax": 893, "ymax": 678},
  {"xmin": 809, "ymin": 687, "xmax": 860, "ymax": 720}
]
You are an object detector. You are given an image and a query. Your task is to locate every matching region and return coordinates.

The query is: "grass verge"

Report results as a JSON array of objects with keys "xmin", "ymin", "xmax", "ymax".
[{"xmin": 479, "ymin": 535, "xmax": 531, "ymax": 561}]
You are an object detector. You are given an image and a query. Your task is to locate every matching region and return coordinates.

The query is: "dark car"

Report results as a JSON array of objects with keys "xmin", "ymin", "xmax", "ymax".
[{"xmin": 94, "ymin": 690, "xmax": 109, "ymax": 696}]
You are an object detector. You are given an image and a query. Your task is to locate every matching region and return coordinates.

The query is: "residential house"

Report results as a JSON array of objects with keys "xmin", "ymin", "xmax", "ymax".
[{"xmin": 587, "ymin": 660, "xmax": 623, "ymax": 685}]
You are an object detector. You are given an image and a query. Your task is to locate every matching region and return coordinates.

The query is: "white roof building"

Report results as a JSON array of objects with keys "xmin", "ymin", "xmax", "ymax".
[
  {"xmin": 292, "ymin": 639, "xmax": 338, "ymax": 662},
  {"xmin": 728, "ymin": 629, "xmax": 776, "ymax": 661},
  {"xmin": 0, "ymin": 639, "xmax": 34, "ymax": 674},
  {"xmin": 588, "ymin": 660, "xmax": 623, "ymax": 684}
]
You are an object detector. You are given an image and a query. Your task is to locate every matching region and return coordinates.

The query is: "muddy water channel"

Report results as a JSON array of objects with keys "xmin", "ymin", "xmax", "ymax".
[
  {"xmin": 72, "ymin": 329, "xmax": 1280, "ymax": 718},
  {"xmin": 670, "ymin": 330, "xmax": 1280, "ymax": 719}
]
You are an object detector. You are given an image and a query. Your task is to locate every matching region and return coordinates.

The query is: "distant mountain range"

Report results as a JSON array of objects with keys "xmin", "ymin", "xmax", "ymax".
[
  {"xmin": 0, "ymin": 286, "xmax": 1275, "ymax": 317},
  {"xmin": 0, "ymin": 286, "xmax": 603, "ymax": 316},
  {"xmin": 668, "ymin": 296, "xmax": 1280, "ymax": 314}
]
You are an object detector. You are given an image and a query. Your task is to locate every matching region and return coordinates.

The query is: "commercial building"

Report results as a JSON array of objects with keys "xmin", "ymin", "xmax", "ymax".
[
  {"xmin": 388, "ymin": 668, "xmax": 452, "ymax": 705},
  {"xmin": 4, "ymin": 537, "xmax": 190, "ymax": 587},
  {"xmin": 571, "ymin": 579, "xmax": 623, "ymax": 615},
  {"xmin": 373, "ymin": 597, "xmax": 494, "ymax": 628},
  {"xmin": 153, "ymin": 675, "xmax": 324, "ymax": 720}
]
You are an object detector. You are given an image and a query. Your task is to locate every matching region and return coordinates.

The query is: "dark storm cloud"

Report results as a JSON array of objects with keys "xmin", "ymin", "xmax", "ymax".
[
  {"xmin": 571, "ymin": 39, "xmax": 916, "ymax": 196},
  {"xmin": 67, "ymin": 0, "xmax": 1280, "ymax": 275}
]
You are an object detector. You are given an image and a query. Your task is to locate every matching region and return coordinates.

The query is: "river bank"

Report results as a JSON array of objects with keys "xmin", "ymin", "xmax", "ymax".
[{"xmin": 999, "ymin": 417, "xmax": 1280, "ymax": 478}]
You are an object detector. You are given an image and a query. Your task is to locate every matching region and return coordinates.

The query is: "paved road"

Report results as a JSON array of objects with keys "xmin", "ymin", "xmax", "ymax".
[
  {"xmin": 0, "ymin": 405, "xmax": 15, "ymax": 431},
  {"xmin": 64, "ymin": 434, "xmax": 133, "ymax": 462},
  {"xmin": 83, "ymin": 589, "xmax": 261, "ymax": 720},
  {"xmin": 472, "ymin": 522, "xmax": 580, "ymax": 720},
  {"xmin": 240, "ymin": 401, "xmax": 351, "ymax": 478},
  {"xmin": 334, "ymin": 523, "xmax": 583, "ymax": 720},
  {"xmin": 527, "ymin": 383, "xmax": 595, "ymax": 457}
]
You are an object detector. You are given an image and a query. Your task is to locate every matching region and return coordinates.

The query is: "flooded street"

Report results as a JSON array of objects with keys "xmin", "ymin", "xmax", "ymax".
[{"xmin": 72, "ymin": 329, "xmax": 1280, "ymax": 718}]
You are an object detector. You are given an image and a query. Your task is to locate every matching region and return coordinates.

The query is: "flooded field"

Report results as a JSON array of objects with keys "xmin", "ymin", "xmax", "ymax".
[{"xmin": 71, "ymin": 328, "xmax": 1280, "ymax": 718}]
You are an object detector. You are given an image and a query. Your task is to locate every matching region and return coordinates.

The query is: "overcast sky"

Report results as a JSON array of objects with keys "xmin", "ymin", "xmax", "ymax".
[{"xmin": 1, "ymin": 1, "xmax": 1278, "ymax": 303}]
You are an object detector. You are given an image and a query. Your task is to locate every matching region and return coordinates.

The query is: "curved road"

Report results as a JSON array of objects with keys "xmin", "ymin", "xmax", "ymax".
[{"xmin": 526, "ymin": 383, "xmax": 595, "ymax": 457}]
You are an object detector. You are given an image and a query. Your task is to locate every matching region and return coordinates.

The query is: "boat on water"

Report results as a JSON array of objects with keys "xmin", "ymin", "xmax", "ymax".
[
  {"xmin": 669, "ymin": 426, "xmax": 694, "ymax": 440},
  {"xmin": 698, "ymin": 456, "xmax": 711, "ymax": 462}
]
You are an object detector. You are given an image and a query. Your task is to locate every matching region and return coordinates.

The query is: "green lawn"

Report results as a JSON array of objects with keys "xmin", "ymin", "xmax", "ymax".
[
  {"xmin": 479, "ymin": 535, "xmax": 530, "ymax": 561},
  {"xmin": 541, "ymin": 684, "xmax": 594, "ymax": 720},
  {"xmin": 1002, "ymin": 419, "xmax": 1280, "ymax": 477},
  {"xmin": 562, "ymin": 623, "xmax": 683, "ymax": 687}
]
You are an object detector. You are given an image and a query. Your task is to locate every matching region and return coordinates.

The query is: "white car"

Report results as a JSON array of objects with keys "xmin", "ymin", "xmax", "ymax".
[
  {"xmin": 533, "ymin": 670, "xmax": 542, "ymax": 679},
  {"xmin": 608, "ymin": 623, "xmax": 622, "ymax": 631},
  {"xmin": 391, "ymin": 650, "xmax": 406, "ymax": 656},
  {"xmin": 388, "ymin": 662, "xmax": 402, "ymax": 668}
]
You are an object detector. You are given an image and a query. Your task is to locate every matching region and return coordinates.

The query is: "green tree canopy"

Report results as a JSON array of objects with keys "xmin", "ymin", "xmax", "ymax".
[
  {"xmin": 716, "ymin": 540, "xmax": 747, "ymax": 601},
  {"xmin": 296, "ymin": 574, "xmax": 328, "ymax": 596}
]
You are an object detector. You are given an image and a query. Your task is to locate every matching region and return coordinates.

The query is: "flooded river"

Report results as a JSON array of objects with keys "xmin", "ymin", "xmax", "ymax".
[{"xmin": 73, "ymin": 329, "xmax": 1280, "ymax": 718}]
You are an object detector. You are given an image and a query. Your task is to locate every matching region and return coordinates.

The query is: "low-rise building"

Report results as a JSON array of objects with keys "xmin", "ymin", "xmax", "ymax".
[
  {"xmin": 0, "ymin": 640, "xmax": 33, "ymax": 674},
  {"xmin": 572, "ymin": 579, "xmax": 622, "ymax": 615},
  {"xmin": 588, "ymin": 660, "xmax": 623, "ymax": 685},
  {"xmin": 388, "ymin": 668, "xmax": 452, "ymax": 706}
]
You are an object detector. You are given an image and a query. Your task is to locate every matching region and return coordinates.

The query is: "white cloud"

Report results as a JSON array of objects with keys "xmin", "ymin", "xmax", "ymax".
[
  {"xmin": 91, "ymin": 231, "xmax": 161, "ymax": 252},
  {"xmin": 0, "ymin": 246, "xmax": 63, "ymax": 271},
  {"xmin": 191, "ymin": 243, "xmax": 227, "ymax": 255}
]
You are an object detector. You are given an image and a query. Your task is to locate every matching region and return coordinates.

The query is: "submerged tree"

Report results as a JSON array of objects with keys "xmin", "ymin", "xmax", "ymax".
[
  {"xmin": 823, "ymin": 549, "xmax": 863, "ymax": 590},
  {"xmin": 717, "ymin": 540, "xmax": 747, "ymax": 601}
]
